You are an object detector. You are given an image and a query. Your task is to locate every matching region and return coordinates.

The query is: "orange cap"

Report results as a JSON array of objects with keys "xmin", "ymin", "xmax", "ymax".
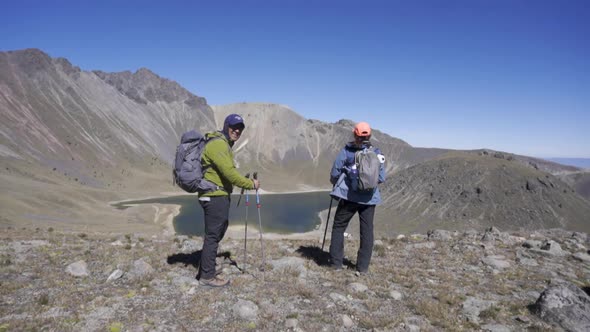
[{"xmin": 353, "ymin": 122, "xmax": 371, "ymax": 137}]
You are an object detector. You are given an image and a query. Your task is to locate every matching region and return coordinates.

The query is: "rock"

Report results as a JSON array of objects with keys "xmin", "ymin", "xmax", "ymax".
[
  {"xmin": 342, "ymin": 314, "xmax": 354, "ymax": 328},
  {"xmin": 481, "ymin": 227, "xmax": 513, "ymax": 244},
  {"xmin": 523, "ymin": 240, "xmax": 542, "ymax": 249},
  {"xmin": 396, "ymin": 234, "xmax": 406, "ymax": 240},
  {"xmin": 533, "ymin": 282, "xmax": 590, "ymax": 331},
  {"xmin": 571, "ymin": 232, "xmax": 588, "ymax": 244},
  {"xmin": 65, "ymin": 260, "xmax": 89, "ymax": 277},
  {"xmin": 531, "ymin": 240, "xmax": 568, "ymax": 257},
  {"xmin": 106, "ymin": 269, "xmax": 124, "ymax": 282},
  {"xmin": 427, "ymin": 229, "xmax": 454, "ymax": 241},
  {"xmin": 541, "ymin": 240, "xmax": 563, "ymax": 251},
  {"xmin": 510, "ymin": 235, "xmax": 527, "ymax": 244},
  {"xmin": 285, "ymin": 318, "xmax": 298, "ymax": 328},
  {"xmin": 572, "ymin": 252, "xmax": 590, "ymax": 263},
  {"xmin": 482, "ymin": 255, "xmax": 511, "ymax": 270},
  {"xmin": 180, "ymin": 239, "xmax": 201, "ymax": 253},
  {"xmin": 568, "ymin": 241, "xmax": 587, "ymax": 251},
  {"xmin": 130, "ymin": 258, "xmax": 154, "ymax": 279},
  {"xmin": 329, "ymin": 292, "xmax": 348, "ymax": 303},
  {"xmin": 374, "ymin": 239, "xmax": 384, "ymax": 246},
  {"xmin": 110, "ymin": 240, "xmax": 125, "ymax": 246},
  {"xmin": 348, "ymin": 282, "xmax": 368, "ymax": 293},
  {"xmin": 462, "ymin": 297, "xmax": 496, "ymax": 323},
  {"xmin": 389, "ymin": 290, "xmax": 403, "ymax": 300},
  {"xmin": 516, "ymin": 250, "xmax": 538, "ymax": 267},
  {"xmin": 175, "ymin": 235, "xmax": 189, "ymax": 242},
  {"xmin": 526, "ymin": 179, "xmax": 538, "ymax": 192},
  {"xmin": 514, "ymin": 315, "xmax": 530, "ymax": 323},
  {"xmin": 278, "ymin": 243, "xmax": 296, "ymax": 254},
  {"xmin": 233, "ymin": 299, "xmax": 259, "ymax": 321},
  {"xmin": 462, "ymin": 229, "xmax": 479, "ymax": 241},
  {"xmin": 270, "ymin": 256, "xmax": 306, "ymax": 270},
  {"xmin": 171, "ymin": 275, "xmax": 199, "ymax": 288}
]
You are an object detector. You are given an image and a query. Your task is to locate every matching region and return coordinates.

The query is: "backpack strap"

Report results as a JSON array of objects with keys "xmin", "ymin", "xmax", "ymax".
[
  {"xmin": 199, "ymin": 136, "xmax": 222, "ymax": 174},
  {"xmin": 344, "ymin": 147, "xmax": 357, "ymax": 167},
  {"xmin": 198, "ymin": 135, "xmax": 229, "ymax": 193}
]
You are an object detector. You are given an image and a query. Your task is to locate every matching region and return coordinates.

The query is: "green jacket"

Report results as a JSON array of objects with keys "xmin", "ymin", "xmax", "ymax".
[{"xmin": 200, "ymin": 131, "xmax": 254, "ymax": 197}]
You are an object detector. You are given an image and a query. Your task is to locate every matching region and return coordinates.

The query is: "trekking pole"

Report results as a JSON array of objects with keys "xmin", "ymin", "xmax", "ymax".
[
  {"xmin": 243, "ymin": 189, "xmax": 250, "ymax": 273},
  {"xmin": 253, "ymin": 172, "xmax": 266, "ymax": 274},
  {"xmin": 238, "ymin": 173, "xmax": 251, "ymax": 273},
  {"xmin": 321, "ymin": 197, "xmax": 334, "ymax": 251},
  {"xmin": 237, "ymin": 173, "xmax": 250, "ymax": 207},
  {"xmin": 321, "ymin": 173, "xmax": 345, "ymax": 251}
]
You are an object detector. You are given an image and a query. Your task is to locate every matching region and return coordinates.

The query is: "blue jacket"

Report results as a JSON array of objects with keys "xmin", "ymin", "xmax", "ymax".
[{"xmin": 329, "ymin": 142, "xmax": 386, "ymax": 205}]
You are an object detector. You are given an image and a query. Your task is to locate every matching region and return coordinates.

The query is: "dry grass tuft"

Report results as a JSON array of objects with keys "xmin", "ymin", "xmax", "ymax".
[
  {"xmin": 409, "ymin": 297, "xmax": 463, "ymax": 330},
  {"xmin": 358, "ymin": 313, "xmax": 401, "ymax": 329}
]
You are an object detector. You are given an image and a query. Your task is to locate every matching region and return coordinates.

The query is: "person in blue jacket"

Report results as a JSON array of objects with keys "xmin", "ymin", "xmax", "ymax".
[{"xmin": 329, "ymin": 121, "xmax": 386, "ymax": 275}]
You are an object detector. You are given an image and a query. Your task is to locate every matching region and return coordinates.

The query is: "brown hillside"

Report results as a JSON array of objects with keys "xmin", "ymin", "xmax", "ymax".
[
  {"xmin": 376, "ymin": 152, "xmax": 590, "ymax": 235},
  {"xmin": 1, "ymin": 48, "xmax": 586, "ymax": 236}
]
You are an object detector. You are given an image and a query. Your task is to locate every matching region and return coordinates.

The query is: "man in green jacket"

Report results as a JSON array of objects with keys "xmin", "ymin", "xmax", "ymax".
[{"xmin": 198, "ymin": 113, "xmax": 259, "ymax": 288}]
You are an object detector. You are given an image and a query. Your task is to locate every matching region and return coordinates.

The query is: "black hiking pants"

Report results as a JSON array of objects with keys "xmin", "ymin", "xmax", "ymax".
[
  {"xmin": 198, "ymin": 196, "xmax": 230, "ymax": 280},
  {"xmin": 329, "ymin": 199, "xmax": 375, "ymax": 273}
]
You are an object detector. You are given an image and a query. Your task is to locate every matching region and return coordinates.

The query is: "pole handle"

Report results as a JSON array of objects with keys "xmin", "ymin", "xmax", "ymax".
[
  {"xmin": 252, "ymin": 172, "xmax": 260, "ymax": 206},
  {"xmin": 241, "ymin": 173, "xmax": 250, "ymax": 194}
]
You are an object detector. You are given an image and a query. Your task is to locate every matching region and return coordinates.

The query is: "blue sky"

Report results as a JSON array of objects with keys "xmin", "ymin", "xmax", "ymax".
[{"xmin": 2, "ymin": 0, "xmax": 589, "ymax": 158}]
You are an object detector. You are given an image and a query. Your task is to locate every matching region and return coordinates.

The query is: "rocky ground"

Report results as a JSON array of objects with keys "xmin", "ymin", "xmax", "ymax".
[{"xmin": 1, "ymin": 226, "xmax": 589, "ymax": 332}]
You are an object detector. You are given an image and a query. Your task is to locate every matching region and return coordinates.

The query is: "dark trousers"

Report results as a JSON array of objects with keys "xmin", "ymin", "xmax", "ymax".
[
  {"xmin": 329, "ymin": 199, "xmax": 375, "ymax": 272},
  {"xmin": 198, "ymin": 196, "xmax": 230, "ymax": 280}
]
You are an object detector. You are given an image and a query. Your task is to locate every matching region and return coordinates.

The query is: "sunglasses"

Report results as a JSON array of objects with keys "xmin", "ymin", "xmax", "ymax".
[{"xmin": 229, "ymin": 124, "xmax": 245, "ymax": 131}]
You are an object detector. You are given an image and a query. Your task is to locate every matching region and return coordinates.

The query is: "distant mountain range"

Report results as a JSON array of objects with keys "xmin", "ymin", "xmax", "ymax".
[
  {"xmin": 1, "ymin": 48, "xmax": 589, "ymax": 233},
  {"xmin": 544, "ymin": 158, "xmax": 590, "ymax": 169}
]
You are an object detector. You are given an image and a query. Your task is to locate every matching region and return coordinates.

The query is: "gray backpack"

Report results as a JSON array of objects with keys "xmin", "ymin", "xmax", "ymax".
[
  {"xmin": 355, "ymin": 147, "xmax": 381, "ymax": 191},
  {"xmin": 172, "ymin": 130, "xmax": 219, "ymax": 193}
]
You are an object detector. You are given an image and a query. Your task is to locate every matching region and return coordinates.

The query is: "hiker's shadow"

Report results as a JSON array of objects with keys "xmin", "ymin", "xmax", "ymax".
[
  {"xmin": 295, "ymin": 245, "xmax": 353, "ymax": 269},
  {"xmin": 217, "ymin": 251, "xmax": 240, "ymax": 270},
  {"xmin": 167, "ymin": 250, "xmax": 202, "ymax": 269}
]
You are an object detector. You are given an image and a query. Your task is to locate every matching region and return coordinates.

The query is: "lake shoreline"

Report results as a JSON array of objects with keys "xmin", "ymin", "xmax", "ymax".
[
  {"xmin": 111, "ymin": 189, "xmax": 333, "ymax": 240},
  {"xmin": 109, "ymin": 188, "xmax": 330, "ymax": 205}
]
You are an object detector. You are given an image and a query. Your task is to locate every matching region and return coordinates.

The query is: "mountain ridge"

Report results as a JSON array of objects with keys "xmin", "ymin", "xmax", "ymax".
[
  {"xmin": 1, "ymin": 48, "xmax": 588, "ymax": 234},
  {"xmin": 545, "ymin": 158, "xmax": 590, "ymax": 169}
]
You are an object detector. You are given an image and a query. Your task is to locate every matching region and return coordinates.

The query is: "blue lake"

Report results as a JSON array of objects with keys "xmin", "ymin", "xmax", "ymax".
[{"xmin": 113, "ymin": 191, "xmax": 331, "ymax": 236}]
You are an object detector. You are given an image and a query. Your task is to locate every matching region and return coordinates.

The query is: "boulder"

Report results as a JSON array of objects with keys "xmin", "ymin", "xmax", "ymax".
[{"xmin": 533, "ymin": 282, "xmax": 590, "ymax": 332}]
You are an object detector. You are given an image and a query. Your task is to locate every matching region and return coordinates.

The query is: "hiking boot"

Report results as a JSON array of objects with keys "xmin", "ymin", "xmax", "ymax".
[
  {"xmin": 200, "ymin": 276, "xmax": 230, "ymax": 288},
  {"xmin": 196, "ymin": 267, "xmax": 223, "ymax": 280},
  {"xmin": 330, "ymin": 265, "xmax": 343, "ymax": 273},
  {"xmin": 355, "ymin": 270, "xmax": 368, "ymax": 277}
]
